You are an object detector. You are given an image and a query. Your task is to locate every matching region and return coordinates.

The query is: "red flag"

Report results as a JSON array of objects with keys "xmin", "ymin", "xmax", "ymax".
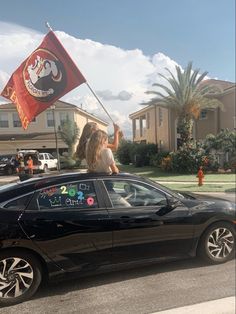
[{"xmin": 0, "ymin": 31, "xmax": 86, "ymax": 129}]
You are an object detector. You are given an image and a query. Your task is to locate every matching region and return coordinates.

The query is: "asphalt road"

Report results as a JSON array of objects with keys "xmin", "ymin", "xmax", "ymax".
[{"xmin": 0, "ymin": 258, "xmax": 235, "ymax": 314}]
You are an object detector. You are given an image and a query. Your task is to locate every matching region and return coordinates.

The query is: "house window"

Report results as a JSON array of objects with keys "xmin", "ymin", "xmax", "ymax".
[
  {"xmin": 47, "ymin": 112, "xmax": 54, "ymax": 127},
  {"xmin": 159, "ymin": 108, "xmax": 163, "ymax": 126},
  {"xmin": 59, "ymin": 112, "xmax": 69, "ymax": 125},
  {"xmin": 200, "ymin": 110, "xmax": 207, "ymax": 120},
  {"xmin": 140, "ymin": 115, "xmax": 146, "ymax": 137},
  {"xmin": 13, "ymin": 113, "xmax": 21, "ymax": 127},
  {"xmin": 0, "ymin": 113, "xmax": 9, "ymax": 128}
]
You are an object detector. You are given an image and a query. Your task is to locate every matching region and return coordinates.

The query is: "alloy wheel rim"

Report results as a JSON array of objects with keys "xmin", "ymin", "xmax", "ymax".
[
  {"xmin": 207, "ymin": 227, "xmax": 234, "ymax": 259},
  {"xmin": 0, "ymin": 257, "xmax": 33, "ymax": 299}
]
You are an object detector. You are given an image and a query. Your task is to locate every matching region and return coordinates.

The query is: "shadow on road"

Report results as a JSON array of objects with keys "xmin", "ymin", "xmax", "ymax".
[{"xmin": 34, "ymin": 257, "xmax": 219, "ymax": 300}]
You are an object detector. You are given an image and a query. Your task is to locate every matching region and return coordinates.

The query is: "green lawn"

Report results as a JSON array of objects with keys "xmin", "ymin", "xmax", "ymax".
[{"xmin": 119, "ymin": 164, "xmax": 235, "ymax": 192}]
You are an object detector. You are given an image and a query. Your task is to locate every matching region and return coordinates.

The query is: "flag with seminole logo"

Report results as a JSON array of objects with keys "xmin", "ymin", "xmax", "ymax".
[{"xmin": 0, "ymin": 31, "xmax": 86, "ymax": 129}]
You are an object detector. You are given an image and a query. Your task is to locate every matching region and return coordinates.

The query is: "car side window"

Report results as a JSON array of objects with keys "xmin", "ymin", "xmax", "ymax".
[
  {"xmin": 37, "ymin": 180, "xmax": 98, "ymax": 210},
  {"xmin": 3, "ymin": 194, "xmax": 33, "ymax": 210},
  {"xmin": 104, "ymin": 180, "xmax": 167, "ymax": 208}
]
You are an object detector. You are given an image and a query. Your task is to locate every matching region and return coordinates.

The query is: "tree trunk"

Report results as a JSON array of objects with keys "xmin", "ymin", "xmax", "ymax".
[{"xmin": 177, "ymin": 114, "xmax": 193, "ymax": 147}]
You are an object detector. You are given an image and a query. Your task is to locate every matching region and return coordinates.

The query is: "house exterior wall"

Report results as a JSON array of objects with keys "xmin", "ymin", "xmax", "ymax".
[
  {"xmin": 218, "ymin": 90, "xmax": 235, "ymax": 130},
  {"xmin": 195, "ymin": 110, "xmax": 219, "ymax": 139},
  {"xmin": 0, "ymin": 101, "xmax": 108, "ymax": 154},
  {"xmin": 195, "ymin": 87, "xmax": 235, "ymax": 139},
  {"xmin": 129, "ymin": 106, "xmax": 170, "ymax": 151}
]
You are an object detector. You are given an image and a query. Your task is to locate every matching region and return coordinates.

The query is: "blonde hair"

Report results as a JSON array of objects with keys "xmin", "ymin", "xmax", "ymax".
[
  {"xmin": 86, "ymin": 130, "xmax": 108, "ymax": 172},
  {"xmin": 76, "ymin": 122, "xmax": 98, "ymax": 160}
]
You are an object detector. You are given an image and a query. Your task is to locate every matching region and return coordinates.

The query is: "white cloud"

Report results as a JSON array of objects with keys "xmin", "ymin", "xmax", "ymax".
[{"xmin": 0, "ymin": 22, "xmax": 182, "ymax": 138}]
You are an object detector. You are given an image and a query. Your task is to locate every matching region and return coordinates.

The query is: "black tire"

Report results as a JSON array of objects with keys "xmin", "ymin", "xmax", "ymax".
[
  {"xmin": 198, "ymin": 222, "xmax": 235, "ymax": 264},
  {"xmin": 0, "ymin": 250, "xmax": 42, "ymax": 307}
]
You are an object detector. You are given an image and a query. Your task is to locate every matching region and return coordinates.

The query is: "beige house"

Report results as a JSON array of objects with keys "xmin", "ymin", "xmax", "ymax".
[
  {"xmin": 129, "ymin": 79, "xmax": 235, "ymax": 151},
  {"xmin": 0, "ymin": 100, "xmax": 108, "ymax": 154}
]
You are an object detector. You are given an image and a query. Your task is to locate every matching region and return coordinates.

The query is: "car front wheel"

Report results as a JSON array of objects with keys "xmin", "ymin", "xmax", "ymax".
[
  {"xmin": 198, "ymin": 222, "xmax": 235, "ymax": 264},
  {"xmin": 0, "ymin": 250, "xmax": 42, "ymax": 306}
]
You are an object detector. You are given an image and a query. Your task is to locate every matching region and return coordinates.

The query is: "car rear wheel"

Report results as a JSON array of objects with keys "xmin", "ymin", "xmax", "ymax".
[
  {"xmin": 0, "ymin": 250, "xmax": 42, "ymax": 306},
  {"xmin": 198, "ymin": 222, "xmax": 235, "ymax": 264}
]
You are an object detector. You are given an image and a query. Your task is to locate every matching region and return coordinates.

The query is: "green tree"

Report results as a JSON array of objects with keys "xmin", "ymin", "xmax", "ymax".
[
  {"xmin": 204, "ymin": 129, "xmax": 236, "ymax": 154},
  {"xmin": 58, "ymin": 117, "xmax": 80, "ymax": 157},
  {"xmin": 144, "ymin": 62, "xmax": 223, "ymax": 147}
]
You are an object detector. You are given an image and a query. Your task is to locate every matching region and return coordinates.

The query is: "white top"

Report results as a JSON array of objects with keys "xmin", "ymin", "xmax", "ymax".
[{"xmin": 92, "ymin": 148, "xmax": 114, "ymax": 174}]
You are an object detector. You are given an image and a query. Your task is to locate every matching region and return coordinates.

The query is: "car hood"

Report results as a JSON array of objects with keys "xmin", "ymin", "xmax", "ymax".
[{"xmin": 179, "ymin": 192, "xmax": 235, "ymax": 213}]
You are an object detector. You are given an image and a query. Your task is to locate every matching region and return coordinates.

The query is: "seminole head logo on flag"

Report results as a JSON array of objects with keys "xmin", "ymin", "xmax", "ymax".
[
  {"xmin": 1, "ymin": 31, "xmax": 86, "ymax": 129},
  {"xmin": 24, "ymin": 49, "xmax": 67, "ymax": 101}
]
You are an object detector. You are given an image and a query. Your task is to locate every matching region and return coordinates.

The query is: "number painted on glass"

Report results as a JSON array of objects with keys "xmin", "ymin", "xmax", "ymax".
[
  {"xmin": 77, "ymin": 191, "xmax": 84, "ymax": 201},
  {"xmin": 68, "ymin": 188, "xmax": 76, "ymax": 197}
]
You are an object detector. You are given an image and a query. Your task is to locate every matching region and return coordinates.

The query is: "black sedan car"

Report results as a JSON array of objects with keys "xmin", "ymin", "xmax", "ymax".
[
  {"xmin": 0, "ymin": 172, "xmax": 235, "ymax": 306},
  {"xmin": 0, "ymin": 155, "xmax": 16, "ymax": 175}
]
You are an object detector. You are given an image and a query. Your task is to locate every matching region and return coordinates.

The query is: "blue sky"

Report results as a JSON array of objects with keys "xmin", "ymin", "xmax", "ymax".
[{"xmin": 1, "ymin": 0, "xmax": 235, "ymax": 81}]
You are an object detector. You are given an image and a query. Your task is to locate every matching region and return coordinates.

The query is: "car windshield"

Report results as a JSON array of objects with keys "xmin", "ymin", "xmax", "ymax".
[{"xmin": 142, "ymin": 176, "xmax": 185, "ymax": 199}]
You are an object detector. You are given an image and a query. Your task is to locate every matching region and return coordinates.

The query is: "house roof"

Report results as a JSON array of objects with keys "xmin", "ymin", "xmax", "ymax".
[
  {"xmin": 129, "ymin": 105, "xmax": 155, "ymax": 118},
  {"xmin": 200, "ymin": 79, "xmax": 235, "ymax": 90}
]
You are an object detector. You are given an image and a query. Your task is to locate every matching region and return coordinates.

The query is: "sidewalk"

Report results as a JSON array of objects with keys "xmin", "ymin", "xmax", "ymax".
[
  {"xmin": 152, "ymin": 296, "xmax": 235, "ymax": 314},
  {"xmin": 157, "ymin": 181, "xmax": 234, "ymax": 184}
]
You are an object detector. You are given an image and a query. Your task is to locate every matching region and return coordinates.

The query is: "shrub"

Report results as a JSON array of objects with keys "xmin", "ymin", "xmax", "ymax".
[
  {"xmin": 161, "ymin": 155, "xmax": 172, "ymax": 171},
  {"xmin": 116, "ymin": 140, "xmax": 133, "ymax": 165},
  {"xmin": 150, "ymin": 151, "xmax": 170, "ymax": 167},
  {"xmin": 132, "ymin": 143, "xmax": 157, "ymax": 167},
  {"xmin": 116, "ymin": 141, "xmax": 158, "ymax": 166},
  {"xmin": 170, "ymin": 142, "xmax": 206, "ymax": 173}
]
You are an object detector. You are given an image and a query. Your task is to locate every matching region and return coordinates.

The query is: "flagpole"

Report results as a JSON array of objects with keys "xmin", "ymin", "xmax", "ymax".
[
  {"xmin": 85, "ymin": 82, "xmax": 115, "ymax": 124},
  {"xmin": 51, "ymin": 105, "xmax": 61, "ymax": 172},
  {"xmin": 45, "ymin": 22, "xmax": 53, "ymax": 31},
  {"xmin": 46, "ymin": 22, "xmax": 61, "ymax": 171}
]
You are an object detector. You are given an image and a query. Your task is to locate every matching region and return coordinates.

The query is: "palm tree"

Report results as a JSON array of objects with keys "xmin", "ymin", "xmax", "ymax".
[
  {"xmin": 58, "ymin": 116, "xmax": 80, "ymax": 157},
  {"xmin": 144, "ymin": 62, "xmax": 223, "ymax": 147}
]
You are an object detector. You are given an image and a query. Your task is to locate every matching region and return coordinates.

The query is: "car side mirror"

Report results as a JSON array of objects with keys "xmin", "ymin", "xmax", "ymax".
[{"xmin": 168, "ymin": 197, "xmax": 181, "ymax": 210}]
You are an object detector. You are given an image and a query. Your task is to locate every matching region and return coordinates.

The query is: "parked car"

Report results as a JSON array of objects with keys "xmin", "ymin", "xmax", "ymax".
[
  {"xmin": 0, "ymin": 172, "xmax": 235, "ymax": 306},
  {"xmin": 38, "ymin": 152, "xmax": 58, "ymax": 172},
  {"xmin": 0, "ymin": 155, "xmax": 17, "ymax": 175},
  {"xmin": 17, "ymin": 150, "xmax": 57, "ymax": 173}
]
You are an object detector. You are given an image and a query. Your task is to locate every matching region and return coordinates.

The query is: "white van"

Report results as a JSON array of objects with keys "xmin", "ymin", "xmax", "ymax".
[{"xmin": 38, "ymin": 153, "xmax": 58, "ymax": 172}]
